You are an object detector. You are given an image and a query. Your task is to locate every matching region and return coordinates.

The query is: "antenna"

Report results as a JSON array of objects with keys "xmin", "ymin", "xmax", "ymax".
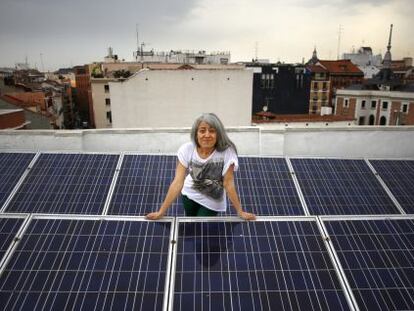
[
  {"xmin": 337, "ymin": 24, "xmax": 343, "ymax": 60},
  {"xmin": 40, "ymin": 53, "xmax": 45, "ymax": 72},
  {"xmin": 136, "ymin": 23, "xmax": 139, "ymax": 61},
  {"xmin": 254, "ymin": 42, "xmax": 258, "ymax": 61}
]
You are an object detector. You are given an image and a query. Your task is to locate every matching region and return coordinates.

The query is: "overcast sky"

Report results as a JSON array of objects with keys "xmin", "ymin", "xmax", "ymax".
[{"xmin": 0, "ymin": 0, "xmax": 412, "ymax": 71}]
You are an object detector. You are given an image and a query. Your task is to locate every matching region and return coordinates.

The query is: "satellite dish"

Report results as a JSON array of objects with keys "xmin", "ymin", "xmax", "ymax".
[{"xmin": 263, "ymin": 105, "xmax": 268, "ymax": 112}]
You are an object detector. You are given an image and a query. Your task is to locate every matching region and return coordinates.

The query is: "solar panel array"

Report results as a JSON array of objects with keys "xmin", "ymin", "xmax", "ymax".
[
  {"xmin": 369, "ymin": 160, "xmax": 414, "ymax": 214},
  {"xmin": 173, "ymin": 220, "xmax": 351, "ymax": 311},
  {"xmin": 108, "ymin": 155, "xmax": 181, "ymax": 216},
  {"xmin": 0, "ymin": 216, "xmax": 25, "ymax": 264},
  {"xmin": 290, "ymin": 158, "xmax": 400, "ymax": 215},
  {"xmin": 0, "ymin": 153, "xmax": 34, "ymax": 209},
  {"xmin": 227, "ymin": 157, "xmax": 304, "ymax": 216},
  {"xmin": 0, "ymin": 217, "xmax": 172, "ymax": 311},
  {"xmin": 6, "ymin": 153, "xmax": 119, "ymax": 214},
  {"xmin": 322, "ymin": 217, "xmax": 414, "ymax": 311},
  {"xmin": 1, "ymin": 151, "xmax": 413, "ymax": 311}
]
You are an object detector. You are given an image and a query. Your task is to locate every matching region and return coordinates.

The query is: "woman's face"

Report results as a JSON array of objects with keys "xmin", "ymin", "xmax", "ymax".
[{"xmin": 197, "ymin": 121, "xmax": 217, "ymax": 149}]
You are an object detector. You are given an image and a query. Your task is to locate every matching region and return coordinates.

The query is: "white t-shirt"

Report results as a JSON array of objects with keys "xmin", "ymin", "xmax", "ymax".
[{"xmin": 177, "ymin": 142, "xmax": 239, "ymax": 212}]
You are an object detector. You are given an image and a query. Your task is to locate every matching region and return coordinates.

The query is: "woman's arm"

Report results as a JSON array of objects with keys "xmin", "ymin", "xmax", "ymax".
[
  {"xmin": 223, "ymin": 164, "xmax": 256, "ymax": 221},
  {"xmin": 146, "ymin": 161, "xmax": 187, "ymax": 220}
]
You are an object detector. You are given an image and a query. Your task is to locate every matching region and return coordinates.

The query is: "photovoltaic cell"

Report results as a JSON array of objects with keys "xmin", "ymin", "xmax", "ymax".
[
  {"xmin": 5, "ymin": 154, "xmax": 119, "ymax": 214},
  {"xmin": 226, "ymin": 157, "xmax": 304, "ymax": 216},
  {"xmin": 369, "ymin": 160, "xmax": 414, "ymax": 214},
  {"xmin": 290, "ymin": 158, "xmax": 400, "ymax": 215},
  {"xmin": 0, "ymin": 153, "xmax": 34, "ymax": 208},
  {"xmin": 173, "ymin": 220, "xmax": 351, "ymax": 311},
  {"xmin": 0, "ymin": 218, "xmax": 172, "ymax": 311},
  {"xmin": 108, "ymin": 155, "xmax": 183, "ymax": 216},
  {"xmin": 0, "ymin": 217, "xmax": 24, "ymax": 263},
  {"xmin": 323, "ymin": 218, "xmax": 414, "ymax": 311}
]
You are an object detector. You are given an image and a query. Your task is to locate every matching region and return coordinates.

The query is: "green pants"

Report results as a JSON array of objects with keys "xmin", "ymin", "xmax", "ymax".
[{"xmin": 182, "ymin": 195, "xmax": 218, "ymax": 217}]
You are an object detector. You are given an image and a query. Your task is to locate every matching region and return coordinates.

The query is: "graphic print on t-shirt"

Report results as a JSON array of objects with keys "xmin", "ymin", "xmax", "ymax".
[{"xmin": 190, "ymin": 158, "xmax": 224, "ymax": 200}]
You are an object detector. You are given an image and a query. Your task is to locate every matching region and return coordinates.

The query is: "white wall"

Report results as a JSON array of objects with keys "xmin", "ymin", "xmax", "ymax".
[
  {"xmin": 91, "ymin": 79, "xmax": 113, "ymax": 128},
  {"xmin": 109, "ymin": 69, "xmax": 253, "ymax": 128},
  {"xmin": 1, "ymin": 127, "xmax": 413, "ymax": 158}
]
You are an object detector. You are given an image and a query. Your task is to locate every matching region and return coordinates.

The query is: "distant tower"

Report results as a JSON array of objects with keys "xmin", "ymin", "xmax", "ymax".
[
  {"xmin": 307, "ymin": 46, "xmax": 319, "ymax": 65},
  {"xmin": 108, "ymin": 47, "xmax": 113, "ymax": 58},
  {"xmin": 382, "ymin": 24, "xmax": 393, "ymax": 68}
]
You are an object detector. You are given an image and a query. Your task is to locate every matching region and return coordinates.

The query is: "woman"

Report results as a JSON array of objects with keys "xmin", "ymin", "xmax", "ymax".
[{"xmin": 146, "ymin": 113, "xmax": 256, "ymax": 220}]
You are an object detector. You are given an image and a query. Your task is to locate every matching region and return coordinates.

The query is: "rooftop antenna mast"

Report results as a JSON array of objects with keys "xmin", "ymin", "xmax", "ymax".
[
  {"xmin": 40, "ymin": 53, "xmax": 45, "ymax": 72},
  {"xmin": 255, "ymin": 41, "xmax": 258, "ymax": 61},
  {"xmin": 136, "ymin": 23, "xmax": 140, "ymax": 61},
  {"xmin": 337, "ymin": 24, "xmax": 343, "ymax": 60}
]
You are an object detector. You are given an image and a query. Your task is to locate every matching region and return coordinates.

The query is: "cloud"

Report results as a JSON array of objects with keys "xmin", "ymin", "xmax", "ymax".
[{"xmin": 0, "ymin": 0, "xmax": 202, "ymax": 35}]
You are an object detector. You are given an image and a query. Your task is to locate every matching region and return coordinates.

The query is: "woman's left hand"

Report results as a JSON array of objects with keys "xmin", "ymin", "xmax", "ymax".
[{"xmin": 238, "ymin": 211, "xmax": 256, "ymax": 221}]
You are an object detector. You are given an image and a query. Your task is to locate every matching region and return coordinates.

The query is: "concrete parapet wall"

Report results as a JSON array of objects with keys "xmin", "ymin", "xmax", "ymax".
[{"xmin": 1, "ymin": 126, "xmax": 413, "ymax": 158}]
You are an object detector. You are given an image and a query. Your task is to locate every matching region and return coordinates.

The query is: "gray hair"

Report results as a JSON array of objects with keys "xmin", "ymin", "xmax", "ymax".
[{"xmin": 190, "ymin": 113, "xmax": 237, "ymax": 153}]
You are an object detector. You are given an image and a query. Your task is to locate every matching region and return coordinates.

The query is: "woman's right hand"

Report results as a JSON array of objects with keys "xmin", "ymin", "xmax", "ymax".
[{"xmin": 146, "ymin": 211, "xmax": 164, "ymax": 220}]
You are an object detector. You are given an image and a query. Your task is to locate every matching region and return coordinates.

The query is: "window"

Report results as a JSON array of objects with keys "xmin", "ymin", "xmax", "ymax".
[
  {"xmin": 402, "ymin": 104, "xmax": 408, "ymax": 113},
  {"xmin": 261, "ymin": 73, "xmax": 274, "ymax": 89},
  {"xmin": 104, "ymin": 84, "xmax": 109, "ymax": 92},
  {"xmin": 106, "ymin": 111, "xmax": 112, "ymax": 123},
  {"xmin": 313, "ymin": 82, "xmax": 318, "ymax": 90},
  {"xmin": 105, "ymin": 98, "xmax": 111, "ymax": 106},
  {"xmin": 382, "ymin": 101, "xmax": 388, "ymax": 110},
  {"xmin": 380, "ymin": 116, "xmax": 387, "ymax": 125},
  {"xmin": 371, "ymin": 100, "xmax": 376, "ymax": 109},
  {"xmin": 361, "ymin": 100, "xmax": 366, "ymax": 109},
  {"xmin": 343, "ymin": 99, "xmax": 349, "ymax": 108},
  {"xmin": 322, "ymin": 82, "xmax": 327, "ymax": 90},
  {"xmin": 260, "ymin": 74, "xmax": 266, "ymax": 88},
  {"xmin": 369, "ymin": 115, "xmax": 375, "ymax": 125},
  {"xmin": 358, "ymin": 116, "xmax": 365, "ymax": 125}
]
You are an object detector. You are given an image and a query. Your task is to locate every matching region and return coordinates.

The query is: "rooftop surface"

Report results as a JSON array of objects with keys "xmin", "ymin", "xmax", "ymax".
[{"xmin": 0, "ymin": 127, "xmax": 413, "ymax": 310}]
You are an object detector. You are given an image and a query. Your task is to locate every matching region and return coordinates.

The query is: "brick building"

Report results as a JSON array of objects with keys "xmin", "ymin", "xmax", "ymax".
[
  {"xmin": 335, "ymin": 87, "xmax": 414, "ymax": 125},
  {"xmin": 307, "ymin": 59, "xmax": 364, "ymax": 114},
  {"xmin": 74, "ymin": 65, "xmax": 94, "ymax": 127}
]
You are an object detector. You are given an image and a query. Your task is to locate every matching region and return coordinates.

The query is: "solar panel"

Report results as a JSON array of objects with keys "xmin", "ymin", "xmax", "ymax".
[
  {"xmin": 0, "ymin": 153, "xmax": 35, "ymax": 209},
  {"xmin": 108, "ymin": 154, "xmax": 182, "ymax": 216},
  {"xmin": 5, "ymin": 154, "xmax": 119, "ymax": 214},
  {"xmin": 322, "ymin": 217, "xmax": 414, "ymax": 311},
  {"xmin": 171, "ymin": 219, "xmax": 352, "ymax": 310},
  {"xmin": 0, "ymin": 217, "xmax": 173, "ymax": 311},
  {"xmin": 369, "ymin": 160, "xmax": 414, "ymax": 214},
  {"xmin": 226, "ymin": 157, "xmax": 305, "ymax": 216},
  {"xmin": 0, "ymin": 216, "xmax": 25, "ymax": 267},
  {"xmin": 290, "ymin": 158, "xmax": 400, "ymax": 215},
  {"xmin": 108, "ymin": 155, "xmax": 304, "ymax": 217}
]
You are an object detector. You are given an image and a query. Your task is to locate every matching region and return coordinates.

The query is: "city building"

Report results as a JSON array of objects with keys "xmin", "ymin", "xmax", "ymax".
[
  {"xmin": 335, "ymin": 87, "xmax": 414, "ymax": 125},
  {"xmin": 343, "ymin": 46, "xmax": 382, "ymax": 78},
  {"xmin": 335, "ymin": 24, "xmax": 414, "ymax": 126},
  {"xmin": 391, "ymin": 57, "xmax": 414, "ymax": 83},
  {"xmin": 133, "ymin": 47, "xmax": 230, "ymax": 65},
  {"xmin": 307, "ymin": 57, "xmax": 364, "ymax": 114},
  {"xmin": 0, "ymin": 96, "xmax": 50, "ymax": 129},
  {"xmin": 73, "ymin": 65, "xmax": 94, "ymax": 127},
  {"xmin": 245, "ymin": 62, "xmax": 311, "ymax": 115},
  {"xmin": 0, "ymin": 108, "xmax": 29, "ymax": 129},
  {"xmin": 108, "ymin": 64, "xmax": 253, "ymax": 128}
]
